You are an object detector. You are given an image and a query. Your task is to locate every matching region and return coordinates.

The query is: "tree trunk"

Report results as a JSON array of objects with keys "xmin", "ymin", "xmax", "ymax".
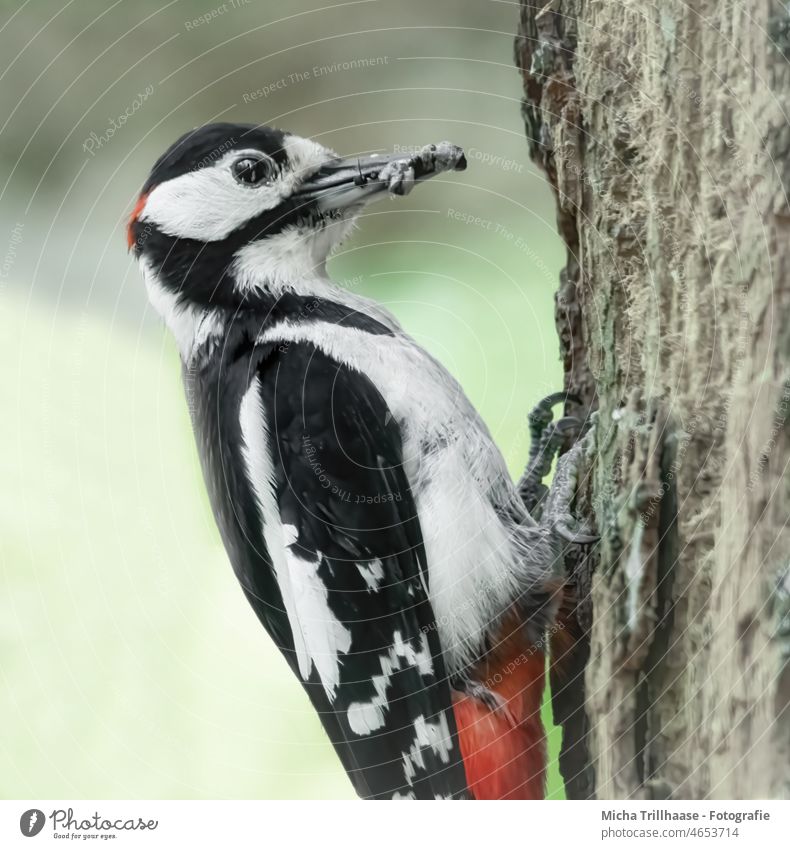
[{"xmin": 516, "ymin": 0, "xmax": 790, "ymax": 799}]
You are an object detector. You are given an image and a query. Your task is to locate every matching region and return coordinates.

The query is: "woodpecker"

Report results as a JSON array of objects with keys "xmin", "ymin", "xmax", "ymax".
[{"xmin": 129, "ymin": 123, "xmax": 592, "ymax": 800}]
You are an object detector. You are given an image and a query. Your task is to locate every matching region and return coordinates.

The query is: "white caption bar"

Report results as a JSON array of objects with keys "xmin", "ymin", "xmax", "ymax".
[{"xmin": 1, "ymin": 800, "xmax": 788, "ymax": 848}]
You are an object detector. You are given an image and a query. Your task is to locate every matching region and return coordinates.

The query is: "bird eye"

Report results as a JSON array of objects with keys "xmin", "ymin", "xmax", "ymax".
[{"xmin": 231, "ymin": 155, "xmax": 275, "ymax": 186}]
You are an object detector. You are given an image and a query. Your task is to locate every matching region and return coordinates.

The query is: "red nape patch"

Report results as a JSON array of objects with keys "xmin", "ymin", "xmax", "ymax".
[
  {"xmin": 126, "ymin": 191, "xmax": 149, "ymax": 250},
  {"xmin": 453, "ymin": 626, "xmax": 547, "ymax": 800}
]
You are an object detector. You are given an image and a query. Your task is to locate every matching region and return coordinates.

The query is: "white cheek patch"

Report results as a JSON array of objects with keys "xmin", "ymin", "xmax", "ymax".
[
  {"xmin": 138, "ymin": 136, "xmax": 333, "ymax": 244},
  {"xmin": 141, "ymin": 159, "xmax": 281, "ymax": 242}
]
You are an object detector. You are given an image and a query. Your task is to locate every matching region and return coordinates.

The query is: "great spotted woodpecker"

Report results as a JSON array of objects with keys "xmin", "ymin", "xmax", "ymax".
[{"xmin": 128, "ymin": 123, "xmax": 592, "ymax": 800}]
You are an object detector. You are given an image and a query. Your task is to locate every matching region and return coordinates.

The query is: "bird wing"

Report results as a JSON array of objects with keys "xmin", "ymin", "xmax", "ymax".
[{"xmin": 236, "ymin": 339, "xmax": 469, "ymax": 800}]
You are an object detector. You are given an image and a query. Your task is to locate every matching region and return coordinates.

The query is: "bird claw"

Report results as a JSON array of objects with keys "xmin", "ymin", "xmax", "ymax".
[
  {"xmin": 527, "ymin": 391, "xmax": 581, "ymax": 431},
  {"xmin": 553, "ymin": 415, "xmax": 582, "ymax": 437},
  {"xmin": 540, "ymin": 437, "xmax": 598, "ymax": 548},
  {"xmin": 519, "ymin": 392, "xmax": 584, "ymax": 517},
  {"xmin": 519, "ymin": 392, "xmax": 597, "ymax": 546},
  {"xmin": 553, "ymin": 517, "xmax": 599, "ymax": 545}
]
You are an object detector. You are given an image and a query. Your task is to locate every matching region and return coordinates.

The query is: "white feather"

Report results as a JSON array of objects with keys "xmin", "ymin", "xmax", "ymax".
[
  {"xmin": 356, "ymin": 559, "xmax": 385, "ymax": 592},
  {"xmin": 281, "ymin": 524, "xmax": 353, "ymax": 701},
  {"xmin": 346, "ymin": 630, "xmax": 433, "ymax": 736},
  {"xmin": 232, "ymin": 218, "xmax": 357, "ymax": 294},
  {"xmin": 402, "ymin": 713, "xmax": 454, "ymax": 786},
  {"xmin": 239, "ymin": 378, "xmax": 351, "ymax": 701}
]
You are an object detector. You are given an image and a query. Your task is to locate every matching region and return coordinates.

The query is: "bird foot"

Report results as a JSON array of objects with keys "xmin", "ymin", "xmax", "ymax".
[
  {"xmin": 553, "ymin": 515, "xmax": 599, "ymax": 545},
  {"xmin": 518, "ymin": 392, "xmax": 582, "ymax": 517},
  {"xmin": 540, "ymin": 435, "xmax": 599, "ymax": 547},
  {"xmin": 528, "ymin": 391, "xmax": 580, "ymax": 434}
]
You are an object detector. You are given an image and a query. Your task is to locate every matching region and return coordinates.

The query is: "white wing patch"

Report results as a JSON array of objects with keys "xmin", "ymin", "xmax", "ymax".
[
  {"xmin": 346, "ymin": 630, "xmax": 433, "ymax": 736},
  {"xmin": 402, "ymin": 713, "xmax": 454, "ymax": 786},
  {"xmin": 356, "ymin": 558, "xmax": 384, "ymax": 592},
  {"xmin": 239, "ymin": 378, "xmax": 351, "ymax": 701},
  {"xmin": 281, "ymin": 524, "xmax": 352, "ymax": 701}
]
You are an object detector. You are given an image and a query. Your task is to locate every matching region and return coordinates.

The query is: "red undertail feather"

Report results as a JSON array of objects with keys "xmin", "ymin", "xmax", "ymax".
[{"xmin": 453, "ymin": 610, "xmax": 548, "ymax": 800}]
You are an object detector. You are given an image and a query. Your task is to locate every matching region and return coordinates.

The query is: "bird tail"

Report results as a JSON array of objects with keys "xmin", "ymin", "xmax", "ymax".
[{"xmin": 451, "ymin": 580, "xmax": 582, "ymax": 799}]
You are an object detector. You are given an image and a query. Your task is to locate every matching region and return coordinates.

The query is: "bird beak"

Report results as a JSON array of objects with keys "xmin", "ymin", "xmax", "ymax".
[{"xmin": 293, "ymin": 141, "xmax": 466, "ymax": 212}]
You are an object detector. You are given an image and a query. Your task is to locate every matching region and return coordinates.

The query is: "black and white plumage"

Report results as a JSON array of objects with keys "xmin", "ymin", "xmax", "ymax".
[{"xmin": 129, "ymin": 124, "xmax": 580, "ymax": 799}]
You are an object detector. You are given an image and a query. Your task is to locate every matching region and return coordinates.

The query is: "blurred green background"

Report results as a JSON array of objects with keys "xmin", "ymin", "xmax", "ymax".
[{"xmin": 0, "ymin": 0, "xmax": 565, "ymax": 799}]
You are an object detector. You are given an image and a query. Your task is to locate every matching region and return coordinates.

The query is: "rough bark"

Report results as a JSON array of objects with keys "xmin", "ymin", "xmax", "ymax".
[{"xmin": 516, "ymin": 0, "xmax": 790, "ymax": 799}]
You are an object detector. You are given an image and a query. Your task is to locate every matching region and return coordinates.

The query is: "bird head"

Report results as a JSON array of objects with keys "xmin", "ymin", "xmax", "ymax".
[{"xmin": 128, "ymin": 123, "xmax": 466, "ymax": 310}]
